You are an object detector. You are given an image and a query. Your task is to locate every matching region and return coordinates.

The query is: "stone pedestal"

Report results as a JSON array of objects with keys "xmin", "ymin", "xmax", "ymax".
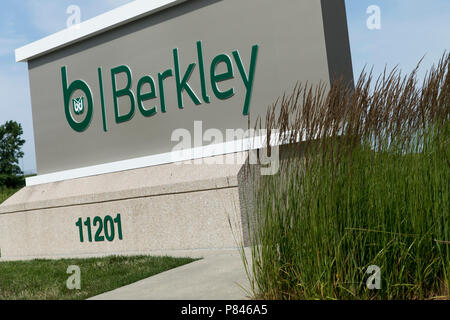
[{"xmin": 0, "ymin": 153, "xmax": 256, "ymax": 261}]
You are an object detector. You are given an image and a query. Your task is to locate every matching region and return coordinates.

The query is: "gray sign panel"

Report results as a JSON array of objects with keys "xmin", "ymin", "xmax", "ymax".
[{"xmin": 27, "ymin": 0, "xmax": 353, "ymax": 175}]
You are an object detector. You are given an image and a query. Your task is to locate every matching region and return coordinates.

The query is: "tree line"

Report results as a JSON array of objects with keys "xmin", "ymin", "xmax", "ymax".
[{"xmin": 0, "ymin": 120, "xmax": 26, "ymax": 188}]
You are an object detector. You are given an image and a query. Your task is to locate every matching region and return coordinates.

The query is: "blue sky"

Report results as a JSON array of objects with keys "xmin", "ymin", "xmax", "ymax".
[{"xmin": 0, "ymin": 0, "xmax": 449, "ymax": 174}]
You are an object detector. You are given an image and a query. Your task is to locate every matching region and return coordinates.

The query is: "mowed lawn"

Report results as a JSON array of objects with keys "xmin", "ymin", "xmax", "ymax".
[
  {"xmin": 0, "ymin": 187, "xmax": 19, "ymax": 205},
  {"xmin": 0, "ymin": 255, "xmax": 197, "ymax": 300},
  {"xmin": 0, "ymin": 186, "xmax": 197, "ymax": 300}
]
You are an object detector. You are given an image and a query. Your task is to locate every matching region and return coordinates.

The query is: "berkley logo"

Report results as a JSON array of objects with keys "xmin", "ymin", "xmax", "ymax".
[
  {"xmin": 61, "ymin": 41, "xmax": 259, "ymax": 133},
  {"xmin": 72, "ymin": 97, "xmax": 84, "ymax": 115}
]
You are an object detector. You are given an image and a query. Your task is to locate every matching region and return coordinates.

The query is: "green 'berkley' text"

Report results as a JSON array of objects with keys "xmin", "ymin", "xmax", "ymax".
[{"xmin": 61, "ymin": 41, "xmax": 259, "ymax": 133}]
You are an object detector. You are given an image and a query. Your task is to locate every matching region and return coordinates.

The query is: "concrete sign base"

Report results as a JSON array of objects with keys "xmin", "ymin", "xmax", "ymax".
[{"xmin": 0, "ymin": 152, "xmax": 255, "ymax": 261}]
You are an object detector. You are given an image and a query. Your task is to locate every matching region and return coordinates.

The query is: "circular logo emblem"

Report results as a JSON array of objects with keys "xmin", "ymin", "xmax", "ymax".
[
  {"xmin": 72, "ymin": 96, "xmax": 85, "ymax": 115},
  {"xmin": 62, "ymin": 66, "xmax": 93, "ymax": 133}
]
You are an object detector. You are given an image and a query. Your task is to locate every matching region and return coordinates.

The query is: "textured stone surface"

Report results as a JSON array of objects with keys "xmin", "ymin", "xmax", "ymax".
[{"xmin": 0, "ymin": 153, "xmax": 253, "ymax": 260}]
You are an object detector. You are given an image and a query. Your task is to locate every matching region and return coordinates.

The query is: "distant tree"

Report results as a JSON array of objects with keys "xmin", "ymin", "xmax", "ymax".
[{"xmin": 0, "ymin": 120, "xmax": 26, "ymax": 177}]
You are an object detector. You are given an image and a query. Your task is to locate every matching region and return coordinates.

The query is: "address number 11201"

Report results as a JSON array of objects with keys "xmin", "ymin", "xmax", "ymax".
[{"xmin": 75, "ymin": 214, "xmax": 123, "ymax": 243}]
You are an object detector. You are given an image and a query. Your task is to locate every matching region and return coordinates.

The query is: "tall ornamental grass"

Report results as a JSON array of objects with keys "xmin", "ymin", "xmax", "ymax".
[{"xmin": 244, "ymin": 54, "xmax": 449, "ymax": 299}]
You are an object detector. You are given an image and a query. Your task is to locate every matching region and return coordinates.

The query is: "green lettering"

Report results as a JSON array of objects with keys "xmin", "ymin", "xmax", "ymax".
[
  {"xmin": 111, "ymin": 65, "xmax": 136, "ymax": 124},
  {"xmin": 137, "ymin": 75, "xmax": 157, "ymax": 117},
  {"xmin": 158, "ymin": 69, "xmax": 173, "ymax": 113},
  {"xmin": 232, "ymin": 45, "xmax": 259, "ymax": 115},
  {"xmin": 61, "ymin": 66, "xmax": 94, "ymax": 132},
  {"xmin": 197, "ymin": 41, "xmax": 210, "ymax": 103},
  {"xmin": 173, "ymin": 47, "xmax": 201, "ymax": 109},
  {"xmin": 210, "ymin": 53, "xmax": 235, "ymax": 100}
]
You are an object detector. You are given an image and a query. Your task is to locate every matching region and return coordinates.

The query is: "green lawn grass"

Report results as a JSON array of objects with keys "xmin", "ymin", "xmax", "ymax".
[
  {"xmin": 0, "ymin": 173, "xmax": 35, "ymax": 204},
  {"xmin": 0, "ymin": 183, "xmax": 197, "ymax": 300},
  {"xmin": 0, "ymin": 187, "xmax": 20, "ymax": 204},
  {"xmin": 0, "ymin": 255, "xmax": 197, "ymax": 300}
]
